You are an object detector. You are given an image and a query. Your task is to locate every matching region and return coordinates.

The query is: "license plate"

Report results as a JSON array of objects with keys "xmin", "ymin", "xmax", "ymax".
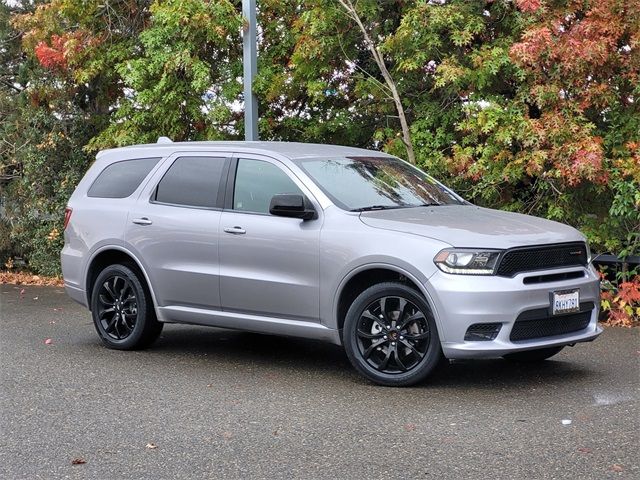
[{"xmin": 552, "ymin": 289, "xmax": 580, "ymax": 315}]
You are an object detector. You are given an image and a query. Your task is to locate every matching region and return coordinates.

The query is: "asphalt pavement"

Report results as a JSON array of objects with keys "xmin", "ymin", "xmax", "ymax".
[{"xmin": 1, "ymin": 284, "xmax": 639, "ymax": 479}]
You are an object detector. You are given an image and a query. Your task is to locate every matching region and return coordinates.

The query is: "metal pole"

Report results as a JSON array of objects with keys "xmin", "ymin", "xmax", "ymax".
[{"xmin": 242, "ymin": 0, "xmax": 258, "ymax": 141}]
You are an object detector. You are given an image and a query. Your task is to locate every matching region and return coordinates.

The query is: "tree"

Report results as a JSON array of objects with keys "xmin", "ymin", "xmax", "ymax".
[
  {"xmin": 2, "ymin": 0, "xmax": 639, "ymax": 278},
  {"xmin": 336, "ymin": 0, "xmax": 416, "ymax": 163}
]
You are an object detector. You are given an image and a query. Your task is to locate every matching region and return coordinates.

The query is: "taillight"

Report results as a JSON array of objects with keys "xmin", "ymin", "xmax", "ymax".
[{"xmin": 64, "ymin": 207, "xmax": 73, "ymax": 230}]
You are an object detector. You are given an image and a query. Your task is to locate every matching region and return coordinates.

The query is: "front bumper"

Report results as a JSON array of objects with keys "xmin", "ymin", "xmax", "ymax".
[{"xmin": 425, "ymin": 265, "xmax": 602, "ymax": 359}]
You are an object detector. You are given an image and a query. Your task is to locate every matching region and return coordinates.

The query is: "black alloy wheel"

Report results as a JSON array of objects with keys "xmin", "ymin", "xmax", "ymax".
[
  {"xmin": 344, "ymin": 282, "xmax": 442, "ymax": 386},
  {"xmin": 96, "ymin": 274, "xmax": 138, "ymax": 340},
  {"xmin": 91, "ymin": 263, "xmax": 163, "ymax": 350},
  {"xmin": 356, "ymin": 296, "xmax": 430, "ymax": 373}
]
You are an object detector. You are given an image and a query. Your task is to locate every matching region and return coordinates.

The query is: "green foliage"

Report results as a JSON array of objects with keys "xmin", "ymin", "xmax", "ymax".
[
  {"xmin": 1, "ymin": 0, "xmax": 638, "ymax": 276},
  {"xmin": 90, "ymin": 0, "xmax": 243, "ymax": 149},
  {"xmin": 3, "ymin": 101, "xmax": 95, "ymax": 275}
]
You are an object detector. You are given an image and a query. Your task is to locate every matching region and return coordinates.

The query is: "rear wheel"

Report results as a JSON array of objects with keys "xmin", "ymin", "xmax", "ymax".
[
  {"xmin": 343, "ymin": 282, "xmax": 442, "ymax": 387},
  {"xmin": 503, "ymin": 346, "xmax": 564, "ymax": 362},
  {"xmin": 90, "ymin": 264, "xmax": 162, "ymax": 350}
]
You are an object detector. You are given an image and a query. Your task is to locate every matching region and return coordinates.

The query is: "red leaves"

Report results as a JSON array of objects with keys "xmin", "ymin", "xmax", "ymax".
[
  {"xmin": 510, "ymin": 27, "xmax": 552, "ymax": 65},
  {"xmin": 566, "ymin": 138, "xmax": 605, "ymax": 186},
  {"xmin": 35, "ymin": 35, "xmax": 68, "ymax": 70},
  {"xmin": 515, "ymin": 0, "xmax": 542, "ymax": 13},
  {"xmin": 34, "ymin": 32, "xmax": 94, "ymax": 71},
  {"xmin": 601, "ymin": 275, "xmax": 640, "ymax": 327},
  {"xmin": 71, "ymin": 458, "xmax": 86, "ymax": 465},
  {"xmin": 618, "ymin": 278, "xmax": 640, "ymax": 305},
  {"xmin": 511, "ymin": 0, "xmax": 629, "ymax": 111}
]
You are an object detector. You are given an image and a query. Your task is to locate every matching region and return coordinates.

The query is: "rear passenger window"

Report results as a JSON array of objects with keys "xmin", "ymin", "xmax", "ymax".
[
  {"xmin": 154, "ymin": 156, "xmax": 226, "ymax": 208},
  {"xmin": 88, "ymin": 157, "xmax": 160, "ymax": 198}
]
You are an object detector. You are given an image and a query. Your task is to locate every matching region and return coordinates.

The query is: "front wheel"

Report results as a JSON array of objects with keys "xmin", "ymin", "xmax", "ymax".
[
  {"xmin": 503, "ymin": 346, "xmax": 564, "ymax": 362},
  {"xmin": 343, "ymin": 282, "xmax": 442, "ymax": 387},
  {"xmin": 90, "ymin": 263, "xmax": 163, "ymax": 350}
]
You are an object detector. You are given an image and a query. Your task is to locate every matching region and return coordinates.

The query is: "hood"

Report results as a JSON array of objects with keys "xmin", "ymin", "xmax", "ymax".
[{"xmin": 359, "ymin": 205, "xmax": 585, "ymax": 249}]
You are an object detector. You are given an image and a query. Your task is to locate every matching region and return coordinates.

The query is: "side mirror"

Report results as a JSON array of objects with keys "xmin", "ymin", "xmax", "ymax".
[{"xmin": 269, "ymin": 194, "xmax": 316, "ymax": 220}]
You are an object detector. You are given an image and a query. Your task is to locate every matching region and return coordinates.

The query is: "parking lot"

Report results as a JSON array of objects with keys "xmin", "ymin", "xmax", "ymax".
[{"xmin": 1, "ymin": 284, "xmax": 638, "ymax": 479}]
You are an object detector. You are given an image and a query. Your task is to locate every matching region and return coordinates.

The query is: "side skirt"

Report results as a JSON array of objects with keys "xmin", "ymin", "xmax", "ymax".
[{"xmin": 157, "ymin": 305, "xmax": 343, "ymax": 346}]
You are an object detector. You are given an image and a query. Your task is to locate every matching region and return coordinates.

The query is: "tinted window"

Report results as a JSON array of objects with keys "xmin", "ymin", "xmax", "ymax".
[
  {"xmin": 155, "ymin": 156, "xmax": 226, "ymax": 208},
  {"xmin": 293, "ymin": 156, "xmax": 463, "ymax": 210},
  {"xmin": 233, "ymin": 159, "xmax": 302, "ymax": 214},
  {"xmin": 88, "ymin": 157, "xmax": 160, "ymax": 198}
]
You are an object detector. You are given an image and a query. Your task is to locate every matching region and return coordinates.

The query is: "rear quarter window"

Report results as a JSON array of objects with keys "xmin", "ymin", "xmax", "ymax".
[{"xmin": 87, "ymin": 157, "xmax": 161, "ymax": 198}]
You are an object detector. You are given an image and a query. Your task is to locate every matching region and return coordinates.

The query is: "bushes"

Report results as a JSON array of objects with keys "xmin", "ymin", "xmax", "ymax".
[
  {"xmin": 1, "ymin": 0, "xmax": 638, "ymax": 286},
  {"xmin": 1, "ymin": 104, "xmax": 95, "ymax": 276},
  {"xmin": 600, "ymin": 272, "xmax": 640, "ymax": 327}
]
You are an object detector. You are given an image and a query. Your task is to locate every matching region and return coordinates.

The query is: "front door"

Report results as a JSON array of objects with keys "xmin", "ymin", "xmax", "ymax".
[{"xmin": 218, "ymin": 156, "xmax": 321, "ymax": 321}]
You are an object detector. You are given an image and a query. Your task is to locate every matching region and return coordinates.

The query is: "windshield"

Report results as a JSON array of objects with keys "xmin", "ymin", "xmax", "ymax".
[{"xmin": 293, "ymin": 156, "xmax": 463, "ymax": 211}]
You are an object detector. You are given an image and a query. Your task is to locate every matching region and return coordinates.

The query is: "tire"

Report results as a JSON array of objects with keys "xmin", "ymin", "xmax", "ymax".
[
  {"xmin": 90, "ymin": 263, "xmax": 163, "ymax": 350},
  {"xmin": 503, "ymin": 346, "xmax": 564, "ymax": 362},
  {"xmin": 343, "ymin": 282, "xmax": 442, "ymax": 387}
]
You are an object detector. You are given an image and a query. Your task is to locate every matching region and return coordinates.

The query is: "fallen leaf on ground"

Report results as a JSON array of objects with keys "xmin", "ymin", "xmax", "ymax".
[
  {"xmin": 44, "ymin": 338, "xmax": 53, "ymax": 345},
  {"xmin": 33, "ymin": 296, "xmax": 38, "ymax": 300},
  {"xmin": 145, "ymin": 443, "xmax": 158, "ymax": 449},
  {"xmin": 71, "ymin": 458, "xmax": 86, "ymax": 465},
  {"xmin": 403, "ymin": 423, "xmax": 416, "ymax": 432},
  {"xmin": 20, "ymin": 288, "xmax": 25, "ymax": 295},
  {"xmin": 577, "ymin": 447, "xmax": 592, "ymax": 454},
  {"xmin": 610, "ymin": 464, "xmax": 624, "ymax": 472},
  {"xmin": 1, "ymin": 271, "xmax": 64, "ymax": 286}
]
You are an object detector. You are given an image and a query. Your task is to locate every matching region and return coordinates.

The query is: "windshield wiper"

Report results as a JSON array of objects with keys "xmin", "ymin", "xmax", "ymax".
[
  {"xmin": 350, "ymin": 203, "xmax": 442, "ymax": 212},
  {"xmin": 350, "ymin": 205, "xmax": 407, "ymax": 212}
]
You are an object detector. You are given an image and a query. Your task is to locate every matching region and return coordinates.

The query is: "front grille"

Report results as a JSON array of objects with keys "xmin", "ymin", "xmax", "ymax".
[
  {"xmin": 510, "ymin": 302, "xmax": 594, "ymax": 342},
  {"xmin": 496, "ymin": 242, "xmax": 588, "ymax": 277},
  {"xmin": 522, "ymin": 270, "xmax": 585, "ymax": 285}
]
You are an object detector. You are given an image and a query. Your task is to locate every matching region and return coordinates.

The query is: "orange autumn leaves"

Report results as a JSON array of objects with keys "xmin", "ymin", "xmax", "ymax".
[
  {"xmin": 505, "ymin": 0, "xmax": 638, "ymax": 187},
  {"xmin": 601, "ymin": 275, "xmax": 640, "ymax": 327},
  {"xmin": 450, "ymin": 0, "xmax": 637, "ymax": 190},
  {"xmin": 34, "ymin": 31, "xmax": 97, "ymax": 71}
]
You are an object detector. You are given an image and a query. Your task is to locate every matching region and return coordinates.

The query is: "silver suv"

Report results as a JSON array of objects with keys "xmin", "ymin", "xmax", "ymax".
[{"xmin": 62, "ymin": 141, "xmax": 602, "ymax": 386}]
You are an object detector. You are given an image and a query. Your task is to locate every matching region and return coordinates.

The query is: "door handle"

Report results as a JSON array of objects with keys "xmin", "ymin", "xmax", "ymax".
[
  {"xmin": 132, "ymin": 217, "xmax": 153, "ymax": 226},
  {"xmin": 223, "ymin": 226, "xmax": 246, "ymax": 235}
]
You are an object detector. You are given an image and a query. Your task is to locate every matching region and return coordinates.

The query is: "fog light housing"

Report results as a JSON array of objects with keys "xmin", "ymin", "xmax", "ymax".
[{"xmin": 464, "ymin": 323, "xmax": 502, "ymax": 341}]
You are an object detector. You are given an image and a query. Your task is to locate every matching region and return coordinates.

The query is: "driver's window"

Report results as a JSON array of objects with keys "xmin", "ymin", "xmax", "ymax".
[{"xmin": 233, "ymin": 158, "xmax": 303, "ymax": 214}]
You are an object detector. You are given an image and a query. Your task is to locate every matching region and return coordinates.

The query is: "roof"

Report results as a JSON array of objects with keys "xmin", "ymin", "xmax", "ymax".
[{"xmin": 96, "ymin": 141, "xmax": 395, "ymax": 161}]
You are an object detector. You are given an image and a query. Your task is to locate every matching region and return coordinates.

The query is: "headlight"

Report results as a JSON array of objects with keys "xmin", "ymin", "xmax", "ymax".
[{"xmin": 434, "ymin": 249, "xmax": 502, "ymax": 275}]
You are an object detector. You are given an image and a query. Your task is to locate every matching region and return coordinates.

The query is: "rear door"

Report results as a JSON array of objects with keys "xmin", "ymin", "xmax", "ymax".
[
  {"xmin": 125, "ymin": 153, "xmax": 230, "ymax": 309},
  {"xmin": 218, "ymin": 155, "xmax": 321, "ymax": 321}
]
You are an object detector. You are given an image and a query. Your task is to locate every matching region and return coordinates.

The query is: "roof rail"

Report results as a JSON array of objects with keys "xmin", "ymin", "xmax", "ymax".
[{"xmin": 157, "ymin": 136, "xmax": 173, "ymax": 144}]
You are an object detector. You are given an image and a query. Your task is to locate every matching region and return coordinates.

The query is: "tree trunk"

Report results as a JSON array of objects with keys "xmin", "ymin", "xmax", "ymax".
[{"xmin": 337, "ymin": 0, "xmax": 416, "ymax": 164}]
